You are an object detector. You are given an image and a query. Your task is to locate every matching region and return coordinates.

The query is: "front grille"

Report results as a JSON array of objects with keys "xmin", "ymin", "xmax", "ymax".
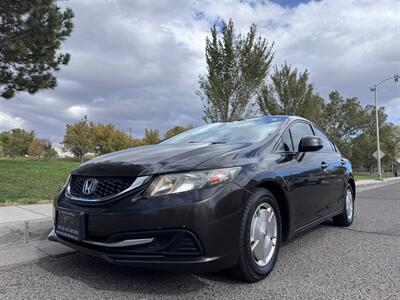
[{"xmin": 69, "ymin": 175, "xmax": 136, "ymax": 199}]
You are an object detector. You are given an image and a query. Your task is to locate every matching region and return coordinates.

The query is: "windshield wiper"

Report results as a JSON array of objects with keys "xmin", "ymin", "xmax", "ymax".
[{"xmin": 209, "ymin": 141, "xmax": 226, "ymax": 144}]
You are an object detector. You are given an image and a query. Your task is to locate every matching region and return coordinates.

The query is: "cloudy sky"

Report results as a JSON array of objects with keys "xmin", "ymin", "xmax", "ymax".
[{"xmin": 0, "ymin": 0, "xmax": 399, "ymax": 147}]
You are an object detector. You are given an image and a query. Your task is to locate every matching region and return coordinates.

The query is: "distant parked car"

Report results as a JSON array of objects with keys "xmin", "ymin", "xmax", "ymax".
[{"xmin": 49, "ymin": 116, "xmax": 355, "ymax": 282}]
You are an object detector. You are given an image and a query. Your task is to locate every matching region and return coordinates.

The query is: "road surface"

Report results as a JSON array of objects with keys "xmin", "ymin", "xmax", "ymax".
[{"xmin": 1, "ymin": 183, "xmax": 399, "ymax": 299}]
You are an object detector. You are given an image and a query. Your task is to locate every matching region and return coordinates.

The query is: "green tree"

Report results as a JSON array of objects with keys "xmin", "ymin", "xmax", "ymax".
[
  {"xmin": 91, "ymin": 123, "xmax": 138, "ymax": 155},
  {"xmin": 391, "ymin": 125, "xmax": 400, "ymax": 157},
  {"xmin": 321, "ymin": 90, "xmax": 369, "ymax": 157},
  {"xmin": 380, "ymin": 124, "xmax": 400, "ymax": 170},
  {"xmin": 0, "ymin": 139, "xmax": 4, "ymax": 156},
  {"xmin": 0, "ymin": 128, "xmax": 35, "ymax": 157},
  {"xmin": 347, "ymin": 105, "xmax": 396, "ymax": 172},
  {"xmin": 198, "ymin": 19, "xmax": 274, "ymax": 122},
  {"xmin": 28, "ymin": 138, "xmax": 45, "ymax": 158},
  {"xmin": 0, "ymin": 0, "xmax": 74, "ymax": 99},
  {"xmin": 62, "ymin": 116, "xmax": 93, "ymax": 163},
  {"xmin": 257, "ymin": 62, "xmax": 324, "ymax": 124},
  {"xmin": 43, "ymin": 141, "xmax": 57, "ymax": 158},
  {"xmin": 141, "ymin": 129, "xmax": 160, "ymax": 145},
  {"xmin": 63, "ymin": 117, "xmax": 142, "ymax": 160},
  {"xmin": 164, "ymin": 125, "xmax": 193, "ymax": 140},
  {"xmin": 28, "ymin": 138, "xmax": 56, "ymax": 159}
]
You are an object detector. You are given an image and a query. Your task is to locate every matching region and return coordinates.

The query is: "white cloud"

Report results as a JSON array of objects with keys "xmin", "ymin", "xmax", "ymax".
[
  {"xmin": 66, "ymin": 105, "xmax": 87, "ymax": 119},
  {"xmin": 0, "ymin": 0, "xmax": 398, "ymax": 145},
  {"xmin": 0, "ymin": 112, "xmax": 25, "ymax": 130}
]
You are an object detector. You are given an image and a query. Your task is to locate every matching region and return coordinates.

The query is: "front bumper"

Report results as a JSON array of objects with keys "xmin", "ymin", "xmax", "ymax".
[
  {"xmin": 48, "ymin": 229, "xmax": 232, "ymax": 272},
  {"xmin": 49, "ymin": 182, "xmax": 249, "ymax": 272}
]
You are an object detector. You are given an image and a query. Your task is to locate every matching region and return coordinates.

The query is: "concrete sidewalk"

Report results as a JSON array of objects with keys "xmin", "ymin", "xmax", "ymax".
[
  {"xmin": 0, "ymin": 205, "xmax": 53, "ymax": 245},
  {"xmin": 0, "ymin": 204, "xmax": 54, "ymax": 245},
  {"xmin": 0, "ymin": 203, "xmax": 52, "ymax": 224},
  {"xmin": 0, "ymin": 203, "xmax": 75, "ymax": 269}
]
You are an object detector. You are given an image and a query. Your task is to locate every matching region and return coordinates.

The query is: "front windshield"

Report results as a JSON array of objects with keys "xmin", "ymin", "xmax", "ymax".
[{"xmin": 162, "ymin": 116, "xmax": 287, "ymax": 144}]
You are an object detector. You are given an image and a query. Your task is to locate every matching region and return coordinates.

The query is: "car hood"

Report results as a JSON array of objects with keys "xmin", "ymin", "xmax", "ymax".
[{"xmin": 71, "ymin": 143, "xmax": 249, "ymax": 177}]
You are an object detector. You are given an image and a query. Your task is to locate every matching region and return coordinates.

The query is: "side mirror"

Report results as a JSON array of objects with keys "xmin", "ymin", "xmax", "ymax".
[{"xmin": 298, "ymin": 136, "xmax": 323, "ymax": 152}]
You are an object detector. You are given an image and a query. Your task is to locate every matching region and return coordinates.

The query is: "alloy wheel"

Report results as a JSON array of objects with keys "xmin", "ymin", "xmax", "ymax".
[
  {"xmin": 250, "ymin": 203, "xmax": 278, "ymax": 267},
  {"xmin": 346, "ymin": 188, "xmax": 353, "ymax": 220}
]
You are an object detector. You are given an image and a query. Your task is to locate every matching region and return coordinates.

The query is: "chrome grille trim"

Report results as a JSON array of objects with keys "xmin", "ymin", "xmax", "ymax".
[
  {"xmin": 65, "ymin": 176, "xmax": 150, "ymax": 203},
  {"xmin": 82, "ymin": 237, "xmax": 154, "ymax": 248}
]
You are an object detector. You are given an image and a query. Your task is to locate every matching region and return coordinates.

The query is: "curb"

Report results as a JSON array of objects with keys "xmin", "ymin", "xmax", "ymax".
[
  {"xmin": 0, "ymin": 218, "xmax": 75, "ymax": 270},
  {"xmin": 356, "ymin": 178, "xmax": 400, "ymax": 192},
  {"xmin": 0, "ymin": 218, "xmax": 53, "ymax": 246}
]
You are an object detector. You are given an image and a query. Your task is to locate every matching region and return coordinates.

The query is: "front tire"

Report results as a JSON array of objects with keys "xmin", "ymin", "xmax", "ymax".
[
  {"xmin": 231, "ymin": 188, "xmax": 282, "ymax": 282},
  {"xmin": 333, "ymin": 184, "xmax": 354, "ymax": 226}
]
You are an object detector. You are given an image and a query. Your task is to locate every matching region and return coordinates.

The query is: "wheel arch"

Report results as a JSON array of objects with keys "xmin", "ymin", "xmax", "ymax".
[
  {"xmin": 257, "ymin": 180, "xmax": 290, "ymax": 242},
  {"xmin": 348, "ymin": 176, "xmax": 356, "ymax": 201}
]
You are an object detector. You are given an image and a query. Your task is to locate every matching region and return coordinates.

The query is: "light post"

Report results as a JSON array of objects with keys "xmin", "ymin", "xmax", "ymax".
[{"xmin": 369, "ymin": 73, "xmax": 399, "ymax": 180}]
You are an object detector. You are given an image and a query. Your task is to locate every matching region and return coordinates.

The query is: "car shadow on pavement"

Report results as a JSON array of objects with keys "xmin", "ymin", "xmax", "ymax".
[
  {"xmin": 39, "ymin": 252, "xmax": 211, "ymax": 296},
  {"xmin": 38, "ymin": 224, "xmax": 326, "ymax": 295}
]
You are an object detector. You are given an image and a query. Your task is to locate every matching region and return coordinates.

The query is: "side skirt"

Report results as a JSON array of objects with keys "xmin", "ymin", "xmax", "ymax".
[{"xmin": 292, "ymin": 208, "xmax": 343, "ymax": 235}]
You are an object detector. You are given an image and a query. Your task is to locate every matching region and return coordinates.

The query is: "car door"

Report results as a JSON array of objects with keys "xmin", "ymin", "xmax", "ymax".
[
  {"xmin": 312, "ymin": 126, "xmax": 346, "ymax": 213},
  {"xmin": 276, "ymin": 121, "xmax": 327, "ymax": 229}
]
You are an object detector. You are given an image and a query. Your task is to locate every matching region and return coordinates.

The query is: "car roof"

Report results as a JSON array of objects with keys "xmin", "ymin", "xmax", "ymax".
[{"xmin": 249, "ymin": 115, "xmax": 309, "ymax": 122}]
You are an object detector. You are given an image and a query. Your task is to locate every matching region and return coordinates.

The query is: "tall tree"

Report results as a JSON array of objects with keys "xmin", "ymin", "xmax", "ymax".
[
  {"xmin": 257, "ymin": 62, "xmax": 324, "ymax": 124},
  {"xmin": 321, "ymin": 90, "xmax": 369, "ymax": 156},
  {"xmin": 391, "ymin": 126, "xmax": 400, "ymax": 156},
  {"xmin": 198, "ymin": 19, "xmax": 274, "ymax": 122},
  {"xmin": 352, "ymin": 105, "xmax": 395, "ymax": 169},
  {"xmin": 0, "ymin": 0, "xmax": 74, "ymax": 99},
  {"xmin": 0, "ymin": 128, "xmax": 35, "ymax": 157},
  {"xmin": 62, "ymin": 116, "xmax": 93, "ymax": 163}
]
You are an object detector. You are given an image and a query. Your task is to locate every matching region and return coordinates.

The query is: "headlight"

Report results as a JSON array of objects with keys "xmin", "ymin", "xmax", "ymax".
[{"xmin": 145, "ymin": 167, "xmax": 241, "ymax": 197}]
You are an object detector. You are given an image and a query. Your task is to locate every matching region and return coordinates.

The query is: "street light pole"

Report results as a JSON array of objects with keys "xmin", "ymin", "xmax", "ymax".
[
  {"xmin": 370, "ymin": 73, "xmax": 399, "ymax": 180},
  {"xmin": 370, "ymin": 85, "xmax": 382, "ymax": 179}
]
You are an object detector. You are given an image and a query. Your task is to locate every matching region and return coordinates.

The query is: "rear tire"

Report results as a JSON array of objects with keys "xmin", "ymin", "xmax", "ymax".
[
  {"xmin": 231, "ymin": 188, "xmax": 281, "ymax": 282},
  {"xmin": 333, "ymin": 184, "xmax": 354, "ymax": 227}
]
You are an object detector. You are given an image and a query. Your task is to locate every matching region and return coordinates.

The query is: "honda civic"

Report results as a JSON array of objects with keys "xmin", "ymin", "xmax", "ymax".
[{"xmin": 49, "ymin": 116, "xmax": 355, "ymax": 282}]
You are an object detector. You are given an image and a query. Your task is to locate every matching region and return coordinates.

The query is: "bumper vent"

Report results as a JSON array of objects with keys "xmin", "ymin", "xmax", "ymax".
[
  {"xmin": 167, "ymin": 235, "xmax": 202, "ymax": 255},
  {"xmin": 63, "ymin": 230, "xmax": 204, "ymax": 257},
  {"xmin": 69, "ymin": 175, "xmax": 136, "ymax": 199}
]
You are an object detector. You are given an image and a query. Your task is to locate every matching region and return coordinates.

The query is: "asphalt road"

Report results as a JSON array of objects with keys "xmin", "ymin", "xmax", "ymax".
[{"xmin": 1, "ymin": 183, "xmax": 399, "ymax": 300}]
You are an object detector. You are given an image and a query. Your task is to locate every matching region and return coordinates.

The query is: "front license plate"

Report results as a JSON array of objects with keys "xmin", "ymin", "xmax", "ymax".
[{"xmin": 56, "ymin": 209, "xmax": 85, "ymax": 241}]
